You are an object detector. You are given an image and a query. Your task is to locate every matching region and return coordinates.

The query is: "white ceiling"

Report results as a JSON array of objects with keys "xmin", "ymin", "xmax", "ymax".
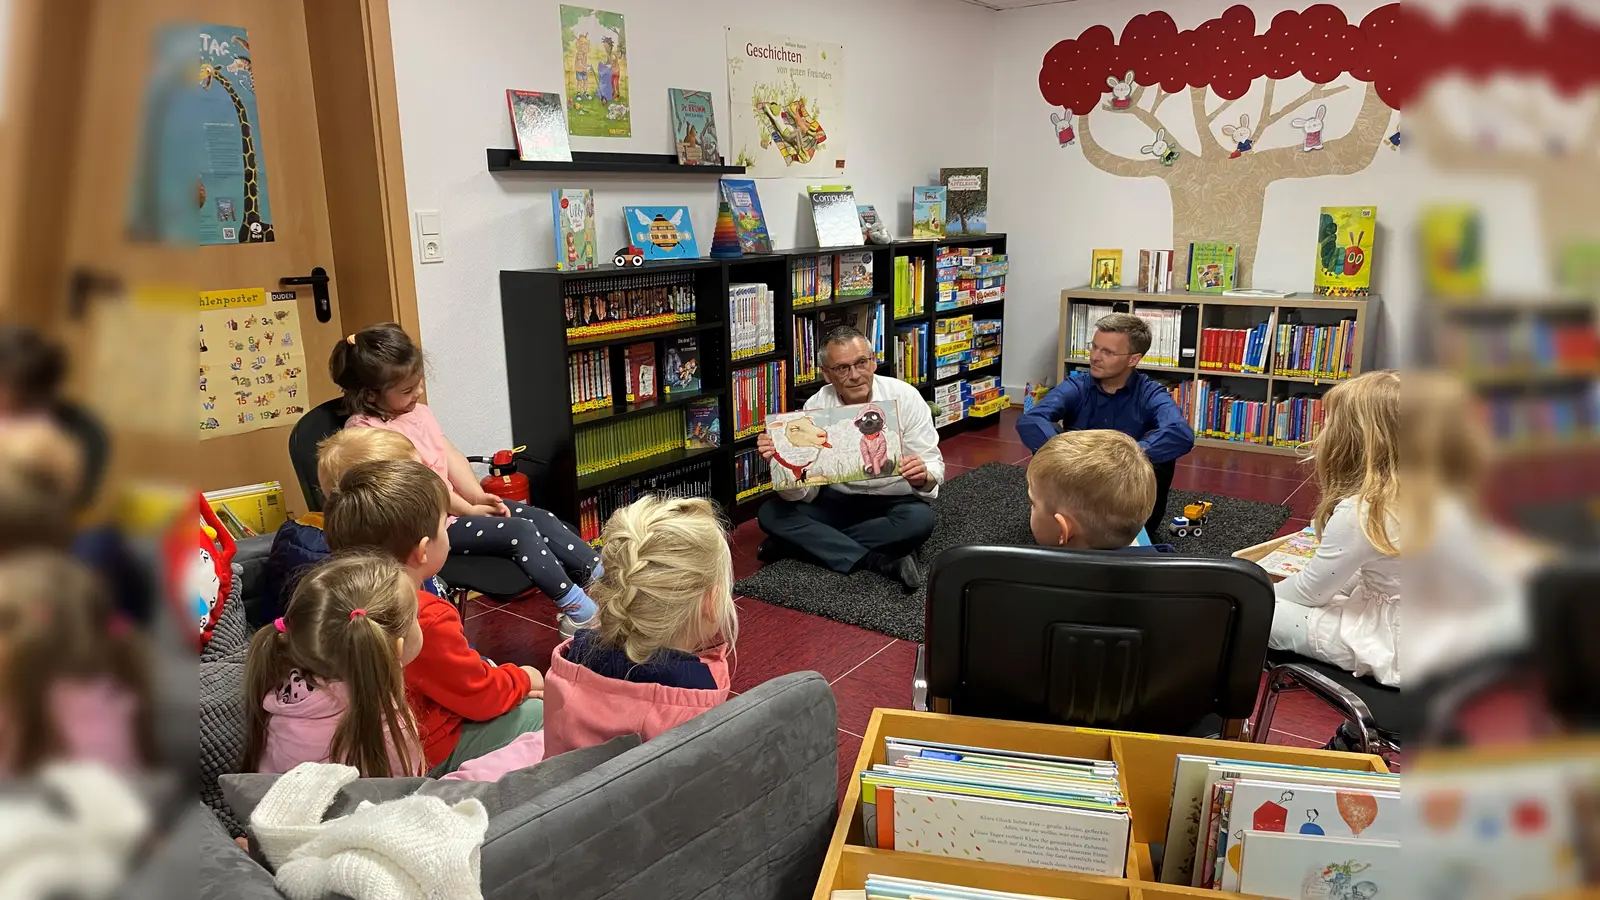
[{"xmin": 956, "ymin": 0, "xmax": 1081, "ymax": 10}]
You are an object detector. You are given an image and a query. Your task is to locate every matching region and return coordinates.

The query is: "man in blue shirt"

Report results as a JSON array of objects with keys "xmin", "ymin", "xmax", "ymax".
[{"xmin": 1017, "ymin": 313, "xmax": 1195, "ymax": 540}]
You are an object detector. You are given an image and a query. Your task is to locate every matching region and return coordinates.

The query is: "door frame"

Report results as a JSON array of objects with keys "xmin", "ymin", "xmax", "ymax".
[{"xmin": 0, "ymin": 0, "xmax": 420, "ymax": 338}]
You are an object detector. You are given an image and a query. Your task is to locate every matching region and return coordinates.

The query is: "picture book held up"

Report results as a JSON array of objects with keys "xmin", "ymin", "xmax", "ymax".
[{"xmin": 766, "ymin": 401, "xmax": 903, "ymax": 490}]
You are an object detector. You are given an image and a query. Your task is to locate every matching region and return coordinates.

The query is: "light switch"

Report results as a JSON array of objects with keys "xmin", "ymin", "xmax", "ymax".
[
  {"xmin": 416, "ymin": 210, "xmax": 444, "ymax": 264},
  {"xmin": 418, "ymin": 210, "xmax": 442, "ymax": 235}
]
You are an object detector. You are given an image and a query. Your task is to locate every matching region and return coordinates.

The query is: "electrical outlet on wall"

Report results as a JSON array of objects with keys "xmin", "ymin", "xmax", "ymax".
[{"xmin": 416, "ymin": 210, "xmax": 444, "ymax": 264}]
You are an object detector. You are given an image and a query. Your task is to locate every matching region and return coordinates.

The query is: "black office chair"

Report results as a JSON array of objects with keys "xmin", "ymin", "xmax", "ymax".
[
  {"xmin": 1530, "ymin": 556, "xmax": 1600, "ymax": 729},
  {"xmin": 912, "ymin": 545, "xmax": 1274, "ymax": 739},
  {"xmin": 286, "ymin": 397, "xmax": 535, "ymax": 605},
  {"xmin": 53, "ymin": 401, "xmax": 109, "ymax": 509},
  {"xmin": 1251, "ymin": 652, "xmax": 1402, "ymax": 761}
]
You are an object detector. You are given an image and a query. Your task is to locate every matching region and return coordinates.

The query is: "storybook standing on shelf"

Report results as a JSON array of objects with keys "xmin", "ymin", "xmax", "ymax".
[{"xmin": 766, "ymin": 401, "xmax": 903, "ymax": 490}]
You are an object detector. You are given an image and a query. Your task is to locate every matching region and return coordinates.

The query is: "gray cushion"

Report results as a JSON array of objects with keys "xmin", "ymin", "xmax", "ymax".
[
  {"xmin": 188, "ymin": 802, "xmax": 294, "ymax": 900},
  {"xmin": 199, "ymin": 641, "xmax": 250, "ymax": 836},
  {"xmin": 201, "ymin": 563, "xmax": 251, "ymax": 661},
  {"xmin": 220, "ymin": 733, "xmax": 641, "ymax": 826}
]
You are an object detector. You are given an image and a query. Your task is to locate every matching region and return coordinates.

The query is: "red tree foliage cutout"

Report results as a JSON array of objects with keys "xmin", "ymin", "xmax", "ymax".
[{"xmin": 1038, "ymin": 4, "xmax": 1400, "ymax": 287}]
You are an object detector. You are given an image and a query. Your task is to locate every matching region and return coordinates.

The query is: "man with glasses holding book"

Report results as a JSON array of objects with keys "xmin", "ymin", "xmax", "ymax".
[
  {"xmin": 1017, "ymin": 313, "xmax": 1195, "ymax": 541},
  {"xmin": 756, "ymin": 326, "xmax": 944, "ymax": 590}
]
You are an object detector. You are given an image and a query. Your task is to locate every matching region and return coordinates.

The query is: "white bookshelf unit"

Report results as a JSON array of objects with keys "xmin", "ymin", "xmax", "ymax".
[{"xmin": 1057, "ymin": 287, "xmax": 1377, "ymax": 456}]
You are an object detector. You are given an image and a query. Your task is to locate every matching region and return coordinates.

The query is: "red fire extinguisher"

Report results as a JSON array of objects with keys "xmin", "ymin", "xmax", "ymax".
[{"xmin": 475, "ymin": 445, "xmax": 530, "ymax": 504}]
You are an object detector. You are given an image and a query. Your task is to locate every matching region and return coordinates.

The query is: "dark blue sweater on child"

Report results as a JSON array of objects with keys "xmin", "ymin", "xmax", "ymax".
[{"xmin": 569, "ymin": 628, "xmax": 717, "ymax": 690}]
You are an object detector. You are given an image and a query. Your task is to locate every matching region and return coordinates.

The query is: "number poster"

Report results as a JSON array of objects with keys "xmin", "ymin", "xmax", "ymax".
[{"xmin": 199, "ymin": 288, "xmax": 307, "ymax": 439}]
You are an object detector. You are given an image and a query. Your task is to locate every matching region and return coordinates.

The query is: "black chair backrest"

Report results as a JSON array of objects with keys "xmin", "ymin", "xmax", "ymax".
[
  {"xmin": 924, "ymin": 545, "xmax": 1273, "ymax": 735},
  {"xmin": 53, "ymin": 402, "xmax": 108, "ymax": 509},
  {"xmin": 1530, "ymin": 556, "xmax": 1600, "ymax": 728},
  {"xmin": 287, "ymin": 397, "xmax": 349, "ymax": 512}
]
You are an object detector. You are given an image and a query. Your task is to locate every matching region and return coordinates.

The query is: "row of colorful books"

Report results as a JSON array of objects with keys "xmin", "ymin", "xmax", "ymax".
[
  {"xmin": 567, "ymin": 347, "xmax": 613, "ymax": 413},
  {"xmin": 1199, "ymin": 319, "xmax": 1276, "ymax": 373},
  {"xmin": 561, "ymin": 271, "xmax": 698, "ymax": 339},
  {"xmin": 1481, "ymin": 391, "xmax": 1599, "ymax": 445},
  {"xmin": 789, "ymin": 252, "xmax": 875, "ymax": 307},
  {"xmin": 1134, "ymin": 307, "xmax": 1190, "ymax": 368},
  {"xmin": 1163, "ymin": 376, "xmax": 1196, "ymax": 421},
  {"xmin": 1273, "ymin": 394, "xmax": 1329, "ymax": 447},
  {"xmin": 934, "ymin": 247, "xmax": 1005, "ymax": 312},
  {"xmin": 1065, "ymin": 301, "xmax": 1116, "ymax": 360},
  {"xmin": 574, "ymin": 459, "xmax": 716, "ymax": 545},
  {"xmin": 728, "ymin": 282, "xmax": 776, "ymax": 360},
  {"xmin": 732, "ymin": 361, "xmax": 788, "ymax": 439},
  {"xmin": 733, "ymin": 447, "xmax": 773, "ymax": 503},
  {"xmin": 891, "ymin": 256, "xmax": 926, "ymax": 318},
  {"xmin": 1275, "ymin": 320, "xmax": 1358, "ymax": 379},
  {"xmin": 574, "ymin": 407, "xmax": 685, "ymax": 477},
  {"xmin": 892, "ymin": 323, "xmax": 930, "ymax": 385},
  {"xmin": 1192, "ymin": 382, "xmax": 1271, "ymax": 444},
  {"xmin": 793, "ymin": 303, "xmax": 887, "ymax": 379},
  {"xmin": 1437, "ymin": 318, "xmax": 1600, "ymax": 372}
]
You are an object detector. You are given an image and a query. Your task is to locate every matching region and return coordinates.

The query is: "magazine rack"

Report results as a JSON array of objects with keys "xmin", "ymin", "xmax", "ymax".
[{"xmin": 817, "ymin": 709, "xmax": 1389, "ymax": 900}]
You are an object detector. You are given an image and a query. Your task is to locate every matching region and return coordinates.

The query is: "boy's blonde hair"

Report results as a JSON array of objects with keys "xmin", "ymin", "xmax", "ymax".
[
  {"xmin": 1028, "ymin": 430, "xmax": 1155, "ymax": 548},
  {"xmin": 1311, "ymin": 370, "xmax": 1401, "ymax": 556},
  {"xmin": 588, "ymin": 496, "xmax": 737, "ymax": 664},
  {"xmin": 316, "ymin": 428, "xmax": 417, "ymax": 497},
  {"xmin": 324, "ymin": 460, "xmax": 448, "ymax": 562},
  {"xmin": 242, "ymin": 552, "xmax": 421, "ymax": 777}
]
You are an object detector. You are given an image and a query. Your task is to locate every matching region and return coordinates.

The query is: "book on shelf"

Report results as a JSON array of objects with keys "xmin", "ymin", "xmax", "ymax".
[
  {"xmin": 551, "ymin": 188, "xmax": 597, "ymax": 271},
  {"xmin": 728, "ymin": 282, "xmax": 775, "ymax": 360},
  {"xmin": 856, "ymin": 204, "xmax": 881, "ymax": 241},
  {"xmin": 663, "ymin": 335, "xmax": 701, "ymax": 394},
  {"xmin": 792, "ymin": 316, "xmax": 818, "ymax": 384},
  {"xmin": 1273, "ymin": 318, "xmax": 1357, "ymax": 379},
  {"xmin": 574, "ymin": 407, "xmax": 686, "ymax": 477},
  {"xmin": 568, "ymin": 347, "xmax": 613, "ymax": 412},
  {"xmin": 1252, "ymin": 524, "xmax": 1319, "ymax": 578},
  {"xmin": 860, "ymin": 734, "xmax": 1129, "ymax": 877},
  {"xmin": 1133, "ymin": 307, "xmax": 1193, "ymax": 368},
  {"xmin": 893, "ymin": 322, "xmax": 929, "ymax": 384},
  {"xmin": 506, "ymin": 90, "xmax": 572, "ymax": 163},
  {"xmin": 623, "ymin": 205, "xmax": 699, "ymax": 261},
  {"xmin": 1192, "ymin": 381, "xmax": 1271, "ymax": 444},
  {"xmin": 718, "ymin": 178, "xmax": 773, "ymax": 253},
  {"xmin": 790, "ymin": 255, "xmax": 834, "ymax": 308},
  {"xmin": 938, "ymin": 166, "xmax": 988, "ymax": 236},
  {"xmin": 911, "ymin": 186, "xmax": 946, "ymax": 240},
  {"xmin": 733, "ymin": 447, "xmax": 772, "ymax": 502},
  {"xmin": 1315, "ymin": 205, "xmax": 1376, "ymax": 297},
  {"xmin": 808, "ymin": 184, "xmax": 865, "ymax": 247},
  {"xmin": 1200, "ymin": 314, "xmax": 1275, "ymax": 373},
  {"xmin": 1090, "ymin": 248, "xmax": 1123, "ymax": 290},
  {"xmin": 684, "ymin": 397, "xmax": 721, "ymax": 449},
  {"xmin": 623, "ymin": 343, "xmax": 656, "ymax": 403},
  {"xmin": 1138, "ymin": 248, "xmax": 1175, "ymax": 292},
  {"xmin": 820, "ymin": 302, "xmax": 886, "ymax": 362},
  {"xmin": 1066, "ymin": 301, "xmax": 1117, "ymax": 359},
  {"xmin": 577, "ymin": 458, "xmax": 714, "ymax": 542},
  {"xmin": 1421, "ymin": 204, "xmax": 1484, "ymax": 299},
  {"xmin": 835, "ymin": 250, "xmax": 874, "ymax": 297},
  {"xmin": 1163, "ymin": 376, "xmax": 1195, "ymax": 421},
  {"xmin": 1225, "ymin": 288, "xmax": 1295, "ymax": 299},
  {"xmin": 562, "ymin": 270, "xmax": 698, "ymax": 339},
  {"xmin": 732, "ymin": 361, "xmax": 787, "ymax": 439},
  {"xmin": 1187, "ymin": 241, "xmax": 1237, "ymax": 293},
  {"xmin": 204, "ymin": 482, "xmax": 287, "ymax": 539},
  {"xmin": 667, "ymin": 88, "xmax": 718, "ymax": 166},
  {"xmin": 892, "ymin": 255, "xmax": 926, "ymax": 318},
  {"xmin": 1273, "ymin": 394, "xmax": 1328, "ymax": 447}
]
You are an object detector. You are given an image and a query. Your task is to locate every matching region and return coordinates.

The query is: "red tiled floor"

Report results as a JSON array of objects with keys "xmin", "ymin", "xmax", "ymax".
[
  {"xmin": 462, "ymin": 606, "xmax": 562, "ymax": 670},
  {"xmin": 831, "ymin": 640, "xmax": 919, "ymax": 735},
  {"xmin": 1171, "ymin": 466, "xmax": 1307, "ymax": 507},
  {"xmin": 940, "ymin": 435, "xmax": 1034, "ymax": 469},
  {"xmin": 1178, "ymin": 445, "xmax": 1309, "ymax": 480},
  {"xmin": 728, "ymin": 598, "xmax": 896, "ymax": 692}
]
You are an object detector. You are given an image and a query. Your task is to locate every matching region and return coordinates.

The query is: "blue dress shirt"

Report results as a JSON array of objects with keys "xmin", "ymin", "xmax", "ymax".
[{"xmin": 1016, "ymin": 371, "xmax": 1196, "ymax": 464}]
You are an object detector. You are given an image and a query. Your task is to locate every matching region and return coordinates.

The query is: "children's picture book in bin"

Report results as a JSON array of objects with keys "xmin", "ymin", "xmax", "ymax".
[
  {"xmin": 1091, "ymin": 249, "xmax": 1123, "ymax": 290},
  {"xmin": 668, "ymin": 88, "xmax": 718, "ymax": 166},
  {"xmin": 663, "ymin": 335, "xmax": 701, "ymax": 394},
  {"xmin": 623, "ymin": 205, "xmax": 699, "ymax": 261},
  {"xmin": 765, "ymin": 401, "xmax": 903, "ymax": 490},
  {"xmin": 506, "ymin": 90, "xmax": 572, "ymax": 162},
  {"xmin": 718, "ymin": 177, "xmax": 773, "ymax": 253},
  {"xmin": 1316, "ymin": 205, "xmax": 1376, "ymax": 296},
  {"xmin": 912, "ymin": 186, "xmax": 946, "ymax": 240},
  {"xmin": 551, "ymin": 188, "xmax": 597, "ymax": 271}
]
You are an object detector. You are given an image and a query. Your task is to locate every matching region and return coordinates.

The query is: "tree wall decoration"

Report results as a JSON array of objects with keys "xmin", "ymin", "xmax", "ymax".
[{"xmin": 1038, "ymin": 4, "xmax": 1401, "ymax": 288}]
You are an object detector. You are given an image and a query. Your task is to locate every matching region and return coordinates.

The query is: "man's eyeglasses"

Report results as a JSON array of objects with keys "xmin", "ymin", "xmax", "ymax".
[
  {"xmin": 825, "ymin": 357, "xmax": 876, "ymax": 378},
  {"xmin": 1088, "ymin": 342, "xmax": 1135, "ymax": 359}
]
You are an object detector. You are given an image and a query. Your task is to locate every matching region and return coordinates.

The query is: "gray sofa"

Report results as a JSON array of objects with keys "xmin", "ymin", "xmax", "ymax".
[{"xmin": 198, "ymin": 670, "xmax": 839, "ymax": 899}]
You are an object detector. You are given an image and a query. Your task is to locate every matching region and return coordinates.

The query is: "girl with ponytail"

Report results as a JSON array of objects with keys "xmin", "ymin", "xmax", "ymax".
[{"xmin": 543, "ymin": 495, "xmax": 738, "ymax": 758}]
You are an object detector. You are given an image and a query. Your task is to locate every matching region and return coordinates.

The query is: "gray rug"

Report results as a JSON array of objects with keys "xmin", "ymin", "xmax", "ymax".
[{"xmin": 733, "ymin": 461, "xmax": 1291, "ymax": 641}]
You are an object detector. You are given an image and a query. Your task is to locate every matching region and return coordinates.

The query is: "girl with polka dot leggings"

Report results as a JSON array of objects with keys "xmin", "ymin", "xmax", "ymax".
[{"xmin": 332, "ymin": 322, "xmax": 600, "ymax": 630}]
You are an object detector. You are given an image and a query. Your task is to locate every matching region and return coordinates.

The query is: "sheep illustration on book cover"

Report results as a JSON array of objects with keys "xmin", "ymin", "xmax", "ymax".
[{"xmin": 765, "ymin": 401, "xmax": 902, "ymax": 489}]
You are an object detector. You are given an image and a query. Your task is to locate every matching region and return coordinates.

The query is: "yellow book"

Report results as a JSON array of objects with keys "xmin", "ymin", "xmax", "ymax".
[
  {"xmin": 204, "ymin": 482, "xmax": 287, "ymax": 538},
  {"xmin": 1090, "ymin": 249, "xmax": 1123, "ymax": 290},
  {"xmin": 1314, "ymin": 206, "xmax": 1376, "ymax": 296}
]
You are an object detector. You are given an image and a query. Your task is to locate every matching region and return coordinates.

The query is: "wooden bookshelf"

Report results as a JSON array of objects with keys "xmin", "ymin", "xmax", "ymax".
[
  {"xmin": 816, "ymin": 709, "xmax": 1388, "ymax": 900},
  {"xmin": 498, "ymin": 235, "xmax": 1010, "ymax": 527},
  {"xmin": 1056, "ymin": 288, "xmax": 1377, "ymax": 457}
]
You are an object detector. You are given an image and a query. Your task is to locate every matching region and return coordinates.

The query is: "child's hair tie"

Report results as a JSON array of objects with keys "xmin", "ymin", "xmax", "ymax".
[
  {"xmin": 346, "ymin": 333, "xmax": 356, "ymax": 345},
  {"xmin": 273, "ymin": 617, "xmax": 287, "ymax": 633},
  {"xmin": 348, "ymin": 608, "xmax": 367, "ymax": 620}
]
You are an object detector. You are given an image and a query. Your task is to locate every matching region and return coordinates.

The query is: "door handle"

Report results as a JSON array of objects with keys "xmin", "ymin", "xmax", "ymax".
[
  {"xmin": 280, "ymin": 267, "xmax": 332, "ymax": 323},
  {"xmin": 67, "ymin": 268, "xmax": 124, "ymax": 319}
]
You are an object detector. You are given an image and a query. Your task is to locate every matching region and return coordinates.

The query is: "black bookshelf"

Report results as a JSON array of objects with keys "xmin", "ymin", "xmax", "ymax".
[
  {"xmin": 487, "ymin": 148, "xmax": 745, "ymax": 175},
  {"xmin": 499, "ymin": 234, "xmax": 1009, "ymax": 527}
]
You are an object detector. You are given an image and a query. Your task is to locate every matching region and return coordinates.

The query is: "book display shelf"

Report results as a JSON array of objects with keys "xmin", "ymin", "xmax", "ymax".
[
  {"xmin": 816, "ymin": 709, "xmax": 1388, "ymax": 900},
  {"xmin": 1057, "ymin": 288, "xmax": 1377, "ymax": 457},
  {"xmin": 896, "ymin": 234, "xmax": 1010, "ymax": 436},
  {"xmin": 500, "ymin": 235, "xmax": 1008, "ymax": 530}
]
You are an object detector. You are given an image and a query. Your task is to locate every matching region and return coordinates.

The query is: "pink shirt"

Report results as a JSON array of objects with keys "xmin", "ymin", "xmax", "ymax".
[
  {"xmin": 542, "ymin": 638, "xmax": 730, "ymax": 759},
  {"xmin": 258, "ymin": 672, "xmax": 421, "ymax": 777},
  {"xmin": 0, "ymin": 677, "xmax": 140, "ymax": 776},
  {"xmin": 346, "ymin": 403, "xmax": 453, "ymax": 489}
]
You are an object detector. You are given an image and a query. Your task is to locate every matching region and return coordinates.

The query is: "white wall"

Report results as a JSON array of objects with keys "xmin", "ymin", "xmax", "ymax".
[{"xmin": 388, "ymin": 0, "xmax": 996, "ymax": 453}]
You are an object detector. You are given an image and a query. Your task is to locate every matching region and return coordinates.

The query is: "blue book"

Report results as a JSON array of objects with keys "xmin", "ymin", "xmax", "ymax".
[
  {"xmin": 623, "ymin": 205, "xmax": 699, "ymax": 260},
  {"xmin": 718, "ymin": 178, "xmax": 772, "ymax": 253}
]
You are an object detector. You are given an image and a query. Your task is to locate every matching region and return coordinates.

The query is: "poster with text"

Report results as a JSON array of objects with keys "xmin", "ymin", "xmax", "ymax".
[
  {"xmin": 560, "ymin": 6, "xmax": 630, "ymax": 138},
  {"xmin": 725, "ymin": 28, "xmax": 846, "ymax": 178},
  {"xmin": 197, "ymin": 26, "xmax": 275, "ymax": 244},
  {"xmin": 199, "ymin": 288, "xmax": 307, "ymax": 439}
]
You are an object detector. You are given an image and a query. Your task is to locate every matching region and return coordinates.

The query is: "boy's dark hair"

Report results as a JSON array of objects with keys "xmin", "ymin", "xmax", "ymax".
[
  {"xmin": 0, "ymin": 325, "xmax": 66, "ymax": 411},
  {"xmin": 1094, "ymin": 312, "xmax": 1153, "ymax": 356},
  {"xmin": 328, "ymin": 323, "xmax": 425, "ymax": 419},
  {"xmin": 324, "ymin": 460, "xmax": 448, "ymax": 562}
]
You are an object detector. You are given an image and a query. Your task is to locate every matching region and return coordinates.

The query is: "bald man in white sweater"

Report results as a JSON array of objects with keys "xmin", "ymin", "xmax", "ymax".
[{"xmin": 757, "ymin": 326, "xmax": 944, "ymax": 590}]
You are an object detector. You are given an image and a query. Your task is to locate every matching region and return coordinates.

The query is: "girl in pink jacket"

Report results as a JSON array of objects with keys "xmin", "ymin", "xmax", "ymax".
[{"xmin": 543, "ymin": 496, "xmax": 738, "ymax": 758}]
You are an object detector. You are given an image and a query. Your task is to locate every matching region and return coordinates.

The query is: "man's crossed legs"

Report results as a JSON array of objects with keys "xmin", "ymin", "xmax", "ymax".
[{"xmin": 756, "ymin": 491, "xmax": 936, "ymax": 590}]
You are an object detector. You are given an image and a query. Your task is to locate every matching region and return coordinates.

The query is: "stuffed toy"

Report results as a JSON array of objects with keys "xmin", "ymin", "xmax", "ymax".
[{"xmin": 168, "ymin": 494, "xmax": 235, "ymax": 651}]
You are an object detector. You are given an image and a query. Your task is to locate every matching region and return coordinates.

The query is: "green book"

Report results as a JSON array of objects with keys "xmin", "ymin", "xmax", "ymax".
[{"xmin": 1187, "ymin": 242, "xmax": 1237, "ymax": 293}]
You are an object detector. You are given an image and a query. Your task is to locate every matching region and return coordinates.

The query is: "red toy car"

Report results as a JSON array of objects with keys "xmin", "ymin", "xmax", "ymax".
[{"xmin": 612, "ymin": 244, "xmax": 645, "ymax": 267}]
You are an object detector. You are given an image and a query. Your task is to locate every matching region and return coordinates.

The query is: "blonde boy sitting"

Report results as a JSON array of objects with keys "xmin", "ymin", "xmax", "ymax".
[
  {"xmin": 260, "ymin": 428, "xmax": 434, "ymax": 623},
  {"xmin": 1026, "ymin": 430, "xmax": 1174, "ymax": 553}
]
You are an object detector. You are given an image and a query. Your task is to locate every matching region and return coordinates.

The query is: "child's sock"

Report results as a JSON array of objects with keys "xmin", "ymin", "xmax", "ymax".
[
  {"xmin": 554, "ymin": 585, "xmax": 599, "ymax": 624},
  {"xmin": 590, "ymin": 559, "xmax": 604, "ymax": 582}
]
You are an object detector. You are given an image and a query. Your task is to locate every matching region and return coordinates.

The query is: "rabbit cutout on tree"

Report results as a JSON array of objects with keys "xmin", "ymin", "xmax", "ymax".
[
  {"xmin": 1291, "ymin": 103, "xmax": 1328, "ymax": 151},
  {"xmin": 1051, "ymin": 109, "xmax": 1076, "ymax": 146},
  {"xmin": 1221, "ymin": 113, "xmax": 1254, "ymax": 158},
  {"xmin": 1106, "ymin": 71, "xmax": 1135, "ymax": 109},
  {"xmin": 1141, "ymin": 128, "xmax": 1179, "ymax": 166}
]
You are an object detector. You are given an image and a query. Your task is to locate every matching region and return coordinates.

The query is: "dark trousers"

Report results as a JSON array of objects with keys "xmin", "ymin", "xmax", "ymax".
[
  {"xmin": 1145, "ymin": 460, "xmax": 1176, "ymax": 542},
  {"xmin": 448, "ymin": 502, "xmax": 598, "ymax": 610},
  {"xmin": 757, "ymin": 490, "xmax": 937, "ymax": 573}
]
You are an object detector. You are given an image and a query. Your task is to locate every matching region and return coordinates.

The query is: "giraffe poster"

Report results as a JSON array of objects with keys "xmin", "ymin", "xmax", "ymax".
[
  {"xmin": 199, "ymin": 288, "xmax": 307, "ymax": 439},
  {"xmin": 560, "ymin": 6, "xmax": 630, "ymax": 138},
  {"xmin": 197, "ymin": 26, "xmax": 275, "ymax": 244}
]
